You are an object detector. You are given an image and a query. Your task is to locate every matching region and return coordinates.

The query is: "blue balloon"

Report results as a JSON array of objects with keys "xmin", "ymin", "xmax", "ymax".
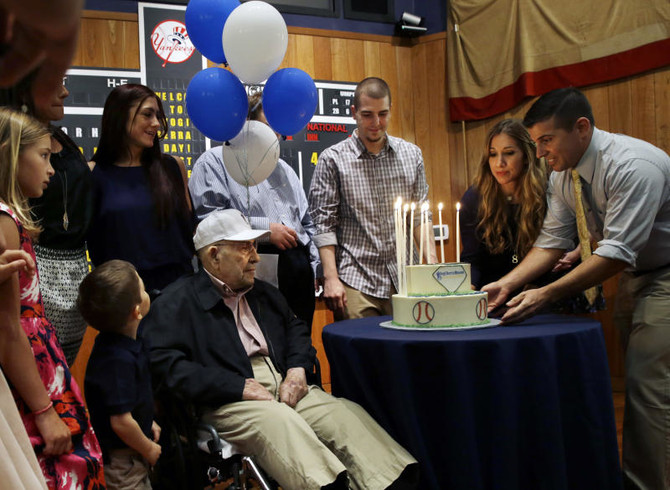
[
  {"xmin": 185, "ymin": 0, "xmax": 239, "ymax": 64},
  {"xmin": 263, "ymin": 68, "xmax": 318, "ymax": 136},
  {"xmin": 186, "ymin": 67, "xmax": 247, "ymax": 142}
]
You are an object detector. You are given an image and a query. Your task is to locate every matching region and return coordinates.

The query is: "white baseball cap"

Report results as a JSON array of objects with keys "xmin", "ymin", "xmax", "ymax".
[{"xmin": 193, "ymin": 209, "xmax": 270, "ymax": 251}]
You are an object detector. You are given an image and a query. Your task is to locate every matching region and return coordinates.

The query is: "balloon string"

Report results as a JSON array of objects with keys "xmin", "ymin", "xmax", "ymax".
[
  {"xmin": 260, "ymin": 139, "xmax": 279, "ymax": 170},
  {"xmin": 233, "ymin": 129, "xmax": 279, "ymax": 188},
  {"xmin": 245, "ymin": 138, "xmax": 279, "ymax": 187},
  {"xmin": 228, "ymin": 123, "xmax": 280, "ymax": 216},
  {"xmin": 242, "ymin": 123, "xmax": 252, "ymax": 213}
]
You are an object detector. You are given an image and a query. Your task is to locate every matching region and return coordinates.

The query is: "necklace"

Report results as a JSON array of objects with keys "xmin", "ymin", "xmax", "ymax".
[{"xmin": 60, "ymin": 170, "xmax": 69, "ymax": 231}]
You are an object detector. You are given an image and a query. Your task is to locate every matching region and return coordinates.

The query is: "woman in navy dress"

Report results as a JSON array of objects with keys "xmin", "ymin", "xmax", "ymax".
[{"xmin": 88, "ymin": 84, "xmax": 194, "ymax": 294}]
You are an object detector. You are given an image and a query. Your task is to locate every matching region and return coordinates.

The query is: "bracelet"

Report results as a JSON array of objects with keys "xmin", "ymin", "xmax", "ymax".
[{"xmin": 33, "ymin": 401, "xmax": 53, "ymax": 417}]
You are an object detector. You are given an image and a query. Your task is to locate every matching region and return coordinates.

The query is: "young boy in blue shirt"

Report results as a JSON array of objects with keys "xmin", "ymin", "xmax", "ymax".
[{"xmin": 78, "ymin": 260, "xmax": 161, "ymax": 489}]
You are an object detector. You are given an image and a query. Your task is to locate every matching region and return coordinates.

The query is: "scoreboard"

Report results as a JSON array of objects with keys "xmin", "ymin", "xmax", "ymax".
[
  {"xmin": 60, "ymin": 71, "xmax": 356, "ymax": 196},
  {"xmin": 276, "ymin": 81, "xmax": 357, "ymax": 195},
  {"xmin": 60, "ymin": 68, "xmax": 142, "ymax": 160}
]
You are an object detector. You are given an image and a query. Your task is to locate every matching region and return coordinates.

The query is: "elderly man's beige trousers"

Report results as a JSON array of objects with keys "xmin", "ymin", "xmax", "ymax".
[{"xmin": 202, "ymin": 356, "xmax": 416, "ymax": 490}]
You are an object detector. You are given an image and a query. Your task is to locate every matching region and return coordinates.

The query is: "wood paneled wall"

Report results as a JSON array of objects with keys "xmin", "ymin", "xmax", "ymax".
[
  {"xmin": 73, "ymin": 10, "xmax": 670, "ymax": 388},
  {"xmin": 74, "ymin": 11, "xmax": 140, "ymax": 69}
]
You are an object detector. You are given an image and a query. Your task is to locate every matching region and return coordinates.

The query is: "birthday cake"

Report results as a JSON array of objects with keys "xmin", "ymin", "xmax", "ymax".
[{"xmin": 391, "ymin": 263, "xmax": 490, "ymax": 328}]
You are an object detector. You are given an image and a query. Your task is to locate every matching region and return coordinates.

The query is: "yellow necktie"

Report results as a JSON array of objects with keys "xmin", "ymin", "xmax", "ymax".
[{"xmin": 571, "ymin": 169, "xmax": 598, "ymax": 306}]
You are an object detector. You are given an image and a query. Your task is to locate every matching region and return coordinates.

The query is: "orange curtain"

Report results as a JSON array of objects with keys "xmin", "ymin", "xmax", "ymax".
[{"xmin": 447, "ymin": 0, "xmax": 670, "ymax": 121}]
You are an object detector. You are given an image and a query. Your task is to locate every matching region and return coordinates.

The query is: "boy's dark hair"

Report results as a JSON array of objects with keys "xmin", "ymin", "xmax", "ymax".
[
  {"xmin": 523, "ymin": 87, "xmax": 594, "ymax": 130},
  {"xmin": 77, "ymin": 260, "xmax": 142, "ymax": 333}
]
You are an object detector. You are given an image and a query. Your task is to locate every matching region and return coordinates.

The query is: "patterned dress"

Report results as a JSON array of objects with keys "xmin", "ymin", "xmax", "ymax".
[{"xmin": 0, "ymin": 202, "xmax": 105, "ymax": 490}]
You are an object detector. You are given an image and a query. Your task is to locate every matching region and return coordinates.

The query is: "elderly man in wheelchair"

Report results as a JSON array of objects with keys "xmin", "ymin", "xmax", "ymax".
[{"xmin": 143, "ymin": 209, "xmax": 419, "ymax": 490}]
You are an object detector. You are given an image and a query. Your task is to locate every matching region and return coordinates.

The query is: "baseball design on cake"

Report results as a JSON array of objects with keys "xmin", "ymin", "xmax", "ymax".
[
  {"xmin": 390, "ymin": 263, "xmax": 492, "ymax": 329},
  {"xmin": 412, "ymin": 301, "xmax": 435, "ymax": 324},
  {"xmin": 383, "ymin": 198, "xmax": 499, "ymax": 330}
]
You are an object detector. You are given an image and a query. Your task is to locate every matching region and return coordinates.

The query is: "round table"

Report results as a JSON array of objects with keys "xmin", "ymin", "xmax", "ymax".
[{"xmin": 322, "ymin": 314, "xmax": 622, "ymax": 490}]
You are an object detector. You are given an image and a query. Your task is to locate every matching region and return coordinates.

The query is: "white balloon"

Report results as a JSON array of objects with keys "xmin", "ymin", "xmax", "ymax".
[
  {"xmin": 222, "ymin": 1, "xmax": 288, "ymax": 84},
  {"xmin": 222, "ymin": 120, "xmax": 280, "ymax": 186}
]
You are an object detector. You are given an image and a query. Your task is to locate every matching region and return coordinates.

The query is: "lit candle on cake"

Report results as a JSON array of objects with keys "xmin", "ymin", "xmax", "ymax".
[
  {"xmin": 409, "ymin": 203, "xmax": 416, "ymax": 266},
  {"xmin": 425, "ymin": 204, "xmax": 432, "ymax": 264},
  {"xmin": 394, "ymin": 197, "xmax": 402, "ymax": 294},
  {"xmin": 402, "ymin": 203, "xmax": 409, "ymax": 294},
  {"xmin": 456, "ymin": 202, "xmax": 461, "ymax": 263},
  {"xmin": 419, "ymin": 202, "xmax": 428, "ymax": 264},
  {"xmin": 438, "ymin": 202, "xmax": 445, "ymax": 264}
]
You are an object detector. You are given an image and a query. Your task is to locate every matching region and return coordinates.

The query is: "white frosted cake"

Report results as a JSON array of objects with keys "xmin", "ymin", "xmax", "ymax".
[{"xmin": 391, "ymin": 263, "xmax": 489, "ymax": 328}]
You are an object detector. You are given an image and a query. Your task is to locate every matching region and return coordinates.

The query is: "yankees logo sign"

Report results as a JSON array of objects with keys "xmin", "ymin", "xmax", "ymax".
[
  {"xmin": 412, "ymin": 301, "xmax": 435, "ymax": 324},
  {"xmin": 151, "ymin": 20, "xmax": 196, "ymax": 67}
]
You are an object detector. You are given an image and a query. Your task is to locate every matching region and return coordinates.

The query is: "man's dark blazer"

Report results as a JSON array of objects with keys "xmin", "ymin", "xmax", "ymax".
[{"xmin": 142, "ymin": 267, "xmax": 315, "ymax": 409}]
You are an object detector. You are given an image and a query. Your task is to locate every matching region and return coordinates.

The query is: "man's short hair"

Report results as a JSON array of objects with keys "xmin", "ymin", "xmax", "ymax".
[
  {"xmin": 248, "ymin": 91, "xmax": 263, "ymax": 121},
  {"xmin": 77, "ymin": 260, "xmax": 142, "ymax": 333},
  {"xmin": 353, "ymin": 77, "xmax": 391, "ymax": 108},
  {"xmin": 523, "ymin": 87, "xmax": 594, "ymax": 130}
]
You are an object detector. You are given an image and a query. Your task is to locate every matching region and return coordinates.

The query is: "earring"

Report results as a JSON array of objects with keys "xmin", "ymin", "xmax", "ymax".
[{"xmin": 20, "ymin": 104, "xmax": 28, "ymax": 113}]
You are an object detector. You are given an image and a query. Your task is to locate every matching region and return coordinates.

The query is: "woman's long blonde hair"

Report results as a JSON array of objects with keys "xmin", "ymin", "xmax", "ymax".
[
  {"xmin": 0, "ymin": 108, "xmax": 50, "ymax": 235},
  {"xmin": 474, "ymin": 119, "xmax": 547, "ymax": 257}
]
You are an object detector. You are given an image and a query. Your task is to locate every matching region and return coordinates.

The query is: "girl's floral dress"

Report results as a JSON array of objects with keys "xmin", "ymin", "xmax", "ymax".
[{"xmin": 0, "ymin": 202, "xmax": 105, "ymax": 489}]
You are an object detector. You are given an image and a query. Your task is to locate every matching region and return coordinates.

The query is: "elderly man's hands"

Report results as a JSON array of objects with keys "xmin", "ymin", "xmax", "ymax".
[
  {"xmin": 242, "ymin": 378, "xmax": 273, "ymax": 401},
  {"xmin": 243, "ymin": 367, "xmax": 308, "ymax": 407},
  {"xmin": 279, "ymin": 367, "xmax": 308, "ymax": 408}
]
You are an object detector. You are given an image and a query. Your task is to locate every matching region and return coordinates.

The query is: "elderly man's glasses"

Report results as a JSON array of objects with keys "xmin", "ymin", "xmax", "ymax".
[{"xmin": 214, "ymin": 240, "xmax": 258, "ymax": 256}]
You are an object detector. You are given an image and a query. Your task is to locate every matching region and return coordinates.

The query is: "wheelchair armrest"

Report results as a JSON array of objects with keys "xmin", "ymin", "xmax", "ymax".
[
  {"xmin": 306, "ymin": 346, "xmax": 323, "ymax": 388},
  {"xmin": 195, "ymin": 422, "xmax": 237, "ymax": 459}
]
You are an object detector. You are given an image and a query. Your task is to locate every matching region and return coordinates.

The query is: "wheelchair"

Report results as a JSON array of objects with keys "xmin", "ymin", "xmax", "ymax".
[
  {"xmin": 152, "ymin": 390, "xmax": 277, "ymax": 490},
  {"xmin": 152, "ymin": 357, "xmax": 321, "ymax": 490}
]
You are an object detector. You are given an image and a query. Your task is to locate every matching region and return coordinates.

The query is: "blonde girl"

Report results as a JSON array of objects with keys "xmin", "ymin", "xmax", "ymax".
[{"xmin": 0, "ymin": 108, "xmax": 105, "ymax": 489}]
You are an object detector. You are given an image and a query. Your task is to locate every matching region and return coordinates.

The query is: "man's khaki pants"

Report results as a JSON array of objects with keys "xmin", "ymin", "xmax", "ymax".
[
  {"xmin": 202, "ymin": 356, "xmax": 416, "ymax": 490},
  {"xmin": 336, "ymin": 283, "xmax": 394, "ymax": 321},
  {"xmin": 615, "ymin": 266, "xmax": 670, "ymax": 490}
]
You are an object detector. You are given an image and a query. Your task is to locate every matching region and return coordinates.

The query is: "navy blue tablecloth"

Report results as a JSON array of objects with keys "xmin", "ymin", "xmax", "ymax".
[{"xmin": 322, "ymin": 314, "xmax": 622, "ymax": 490}]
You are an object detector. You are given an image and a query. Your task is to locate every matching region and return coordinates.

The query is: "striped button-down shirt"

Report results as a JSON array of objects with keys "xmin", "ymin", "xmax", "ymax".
[
  {"xmin": 308, "ymin": 131, "xmax": 429, "ymax": 299},
  {"xmin": 189, "ymin": 147, "xmax": 320, "ymax": 278}
]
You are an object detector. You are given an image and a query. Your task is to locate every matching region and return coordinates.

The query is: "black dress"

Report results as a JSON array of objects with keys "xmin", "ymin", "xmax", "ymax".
[
  {"xmin": 460, "ymin": 186, "xmax": 519, "ymax": 289},
  {"xmin": 29, "ymin": 127, "xmax": 93, "ymax": 365}
]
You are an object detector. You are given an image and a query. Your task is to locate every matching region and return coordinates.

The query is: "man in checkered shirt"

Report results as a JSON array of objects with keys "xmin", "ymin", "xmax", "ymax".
[{"xmin": 309, "ymin": 77, "xmax": 435, "ymax": 320}]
